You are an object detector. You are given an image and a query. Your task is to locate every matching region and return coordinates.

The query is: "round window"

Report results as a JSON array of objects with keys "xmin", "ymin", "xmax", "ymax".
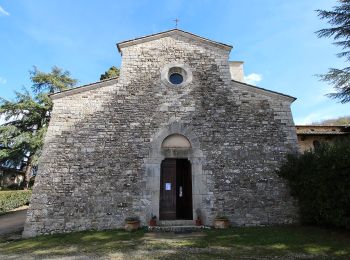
[
  {"xmin": 169, "ymin": 73, "xmax": 184, "ymax": 85},
  {"xmin": 161, "ymin": 63, "xmax": 192, "ymax": 88}
]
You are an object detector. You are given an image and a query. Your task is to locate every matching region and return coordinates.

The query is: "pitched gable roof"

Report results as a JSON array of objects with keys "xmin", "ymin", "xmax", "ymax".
[
  {"xmin": 50, "ymin": 77, "xmax": 118, "ymax": 100},
  {"xmin": 232, "ymin": 80, "xmax": 296, "ymax": 103},
  {"xmin": 117, "ymin": 29, "xmax": 233, "ymax": 52}
]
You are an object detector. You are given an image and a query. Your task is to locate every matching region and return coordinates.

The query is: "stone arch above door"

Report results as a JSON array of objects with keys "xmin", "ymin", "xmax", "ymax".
[
  {"xmin": 148, "ymin": 122, "xmax": 203, "ymax": 158},
  {"xmin": 161, "ymin": 134, "xmax": 191, "ymax": 148}
]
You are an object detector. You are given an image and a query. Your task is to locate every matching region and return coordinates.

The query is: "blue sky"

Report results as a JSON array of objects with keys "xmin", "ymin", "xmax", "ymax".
[{"xmin": 0, "ymin": 0, "xmax": 349, "ymax": 124}]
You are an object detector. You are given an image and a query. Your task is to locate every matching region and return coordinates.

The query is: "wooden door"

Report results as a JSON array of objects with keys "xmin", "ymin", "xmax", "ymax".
[
  {"xmin": 160, "ymin": 158, "xmax": 193, "ymax": 220},
  {"xmin": 176, "ymin": 159, "xmax": 193, "ymax": 220},
  {"xmin": 159, "ymin": 159, "xmax": 177, "ymax": 220}
]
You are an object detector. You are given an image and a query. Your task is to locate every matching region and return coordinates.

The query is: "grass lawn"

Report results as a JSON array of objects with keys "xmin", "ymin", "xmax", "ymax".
[{"xmin": 0, "ymin": 226, "xmax": 349, "ymax": 259}]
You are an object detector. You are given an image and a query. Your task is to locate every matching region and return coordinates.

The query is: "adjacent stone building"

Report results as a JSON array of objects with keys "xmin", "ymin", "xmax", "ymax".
[
  {"xmin": 296, "ymin": 125, "xmax": 350, "ymax": 152},
  {"xmin": 0, "ymin": 167, "xmax": 24, "ymax": 189},
  {"xmin": 23, "ymin": 29, "xmax": 299, "ymax": 237}
]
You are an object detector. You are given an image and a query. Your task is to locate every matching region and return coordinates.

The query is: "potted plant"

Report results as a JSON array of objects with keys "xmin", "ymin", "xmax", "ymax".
[
  {"xmin": 125, "ymin": 216, "xmax": 140, "ymax": 231},
  {"xmin": 214, "ymin": 215, "xmax": 230, "ymax": 229},
  {"xmin": 149, "ymin": 214, "xmax": 157, "ymax": 226},
  {"xmin": 195, "ymin": 208, "xmax": 202, "ymax": 226}
]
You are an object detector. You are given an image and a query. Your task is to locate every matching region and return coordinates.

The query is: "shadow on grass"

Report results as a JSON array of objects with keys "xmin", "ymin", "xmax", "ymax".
[
  {"xmin": 0, "ymin": 229, "xmax": 145, "ymax": 257},
  {"xmin": 0, "ymin": 226, "xmax": 349, "ymax": 259},
  {"xmin": 197, "ymin": 226, "xmax": 350, "ymax": 258}
]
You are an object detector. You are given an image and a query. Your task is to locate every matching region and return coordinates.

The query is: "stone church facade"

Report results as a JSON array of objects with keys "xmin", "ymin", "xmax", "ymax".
[{"xmin": 23, "ymin": 29, "xmax": 298, "ymax": 237}]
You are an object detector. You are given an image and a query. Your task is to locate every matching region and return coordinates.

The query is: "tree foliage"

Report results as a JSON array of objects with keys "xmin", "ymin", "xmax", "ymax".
[
  {"xmin": 312, "ymin": 115, "xmax": 350, "ymax": 125},
  {"xmin": 0, "ymin": 67, "xmax": 77, "ymax": 188},
  {"xmin": 30, "ymin": 66, "xmax": 76, "ymax": 93},
  {"xmin": 0, "ymin": 190, "xmax": 32, "ymax": 214},
  {"xmin": 100, "ymin": 66, "xmax": 119, "ymax": 80},
  {"xmin": 316, "ymin": 0, "xmax": 350, "ymax": 103},
  {"xmin": 277, "ymin": 139, "xmax": 350, "ymax": 229}
]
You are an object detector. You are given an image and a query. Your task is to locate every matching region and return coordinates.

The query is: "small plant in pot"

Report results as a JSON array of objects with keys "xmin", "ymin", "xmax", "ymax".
[
  {"xmin": 149, "ymin": 214, "xmax": 157, "ymax": 226},
  {"xmin": 214, "ymin": 215, "xmax": 230, "ymax": 229},
  {"xmin": 124, "ymin": 216, "xmax": 140, "ymax": 231},
  {"xmin": 195, "ymin": 208, "xmax": 202, "ymax": 226}
]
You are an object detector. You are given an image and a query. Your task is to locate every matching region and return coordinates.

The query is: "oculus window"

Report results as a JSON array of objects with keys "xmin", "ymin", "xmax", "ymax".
[
  {"xmin": 169, "ymin": 73, "xmax": 184, "ymax": 85},
  {"xmin": 161, "ymin": 63, "xmax": 192, "ymax": 88}
]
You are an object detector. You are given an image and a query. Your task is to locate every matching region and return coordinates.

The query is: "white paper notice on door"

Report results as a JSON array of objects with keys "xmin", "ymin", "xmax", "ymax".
[{"xmin": 165, "ymin": 183, "xmax": 171, "ymax": 190}]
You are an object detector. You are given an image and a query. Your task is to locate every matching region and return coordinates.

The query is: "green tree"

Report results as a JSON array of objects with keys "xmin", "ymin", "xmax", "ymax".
[
  {"xmin": 316, "ymin": 0, "xmax": 350, "ymax": 103},
  {"xmin": 277, "ymin": 139, "xmax": 350, "ymax": 229},
  {"xmin": 100, "ymin": 66, "xmax": 119, "ymax": 80},
  {"xmin": 0, "ymin": 66, "xmax": 77, "ymax": 188}
]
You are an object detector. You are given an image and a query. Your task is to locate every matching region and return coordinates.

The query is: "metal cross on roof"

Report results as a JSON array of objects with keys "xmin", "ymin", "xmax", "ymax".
[{"xmin": 174, "ymin": 18, "xmax": 179, "ymax": 29}]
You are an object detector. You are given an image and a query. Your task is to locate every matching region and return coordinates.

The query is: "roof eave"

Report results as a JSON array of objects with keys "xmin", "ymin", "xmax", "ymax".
[
  {"xmin": 231, "ymin": 80, "xmax": 297, "ymax": 102},
  {"xmin": 50, "ymin": 77, "xmax": 119, "ymax": 100},
  {"xmin": 297, "ymin": 132, "xmax": 350, "ymax": 135}
]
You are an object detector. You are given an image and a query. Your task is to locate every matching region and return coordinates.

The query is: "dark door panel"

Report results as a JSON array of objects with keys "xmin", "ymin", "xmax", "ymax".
[
  {"xmin": 159, "ymin": 158, "xmax": 193, "ymax": 220},
  {"xmin": 159, "ymin": 159, "xmax": 176, "ymax": 220},
  {"xmin": 176, "ymin": 159, "xmax": 193, "ymax": 220}
]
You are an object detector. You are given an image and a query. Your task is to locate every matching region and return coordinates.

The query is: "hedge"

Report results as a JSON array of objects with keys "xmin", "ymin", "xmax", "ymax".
[
  {"xmin": 0, "ymin": 190, "xmax": 32, "ymax": 214},
  {"xmin": 277, "ymin": 138, "xmax": 350, "ymax": 229}
]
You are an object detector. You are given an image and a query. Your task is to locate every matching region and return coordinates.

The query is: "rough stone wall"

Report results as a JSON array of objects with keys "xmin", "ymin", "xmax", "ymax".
[
  {"xmin": 212, "ymin": 82, "xmax": 299, "ymax": 226},
  {"xmin": 23, "ymin": 33, "xmax": 298, "ymax": 237}
]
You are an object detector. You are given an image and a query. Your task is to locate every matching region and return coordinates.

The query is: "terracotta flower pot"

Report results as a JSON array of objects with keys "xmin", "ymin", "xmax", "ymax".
[
  {"xmin": 125, "ymin": 220, "xmax": 140, "ymax": 231},
  {"xmin": 149, "ymin": 219, "xmax": 157, "ymax": 226},
  {"xmin": 214, "ymin": 218, "xmax": 230, "ymax": 229}
]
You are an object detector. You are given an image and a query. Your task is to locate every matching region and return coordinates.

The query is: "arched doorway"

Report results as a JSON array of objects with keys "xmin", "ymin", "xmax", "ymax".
[
  {"xmin": 159, "ymin": 158, "xmax": 193, "ymax": 220},
  {"xmin": 159, "ymin": 134, "xmax": 193, "ymax": 220},
  {"xmin": 144, "ymin": 122, "xmax": 210, "ymax": 226}
]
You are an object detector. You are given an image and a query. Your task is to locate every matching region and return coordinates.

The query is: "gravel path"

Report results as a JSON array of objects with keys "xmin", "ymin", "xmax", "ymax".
[{"xmin": 0, "ymin": 208, "xmax": 27, "ymax": 238}]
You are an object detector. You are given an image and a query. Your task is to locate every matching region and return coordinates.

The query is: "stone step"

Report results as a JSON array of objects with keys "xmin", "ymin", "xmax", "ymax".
[
  {"xmin": 148, "ymin": 225, "xmax": 209, "ymax": 233},
  {"xmin": 158, "ymin": 220, "xmax": 195, "ymax": 226}
]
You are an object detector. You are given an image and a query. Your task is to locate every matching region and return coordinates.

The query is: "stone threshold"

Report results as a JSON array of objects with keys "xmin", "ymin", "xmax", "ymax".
[
  {"xmin": 148, "ymin": 225, "xmax": 210, "ymax": 232},
  {"xmin": 158, "ymin": 220, "xmax": 195, "ymax": 226}
]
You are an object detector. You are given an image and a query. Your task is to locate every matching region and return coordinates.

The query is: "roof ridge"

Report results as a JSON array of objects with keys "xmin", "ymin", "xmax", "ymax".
[{"xmin": 117, "ymin": 29, "xmax": 232, "ymax": 52}]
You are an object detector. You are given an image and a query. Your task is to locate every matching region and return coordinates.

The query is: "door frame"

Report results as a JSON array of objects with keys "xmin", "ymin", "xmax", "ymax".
[
  {"xmin": 159, "ymin": 158, "xmax": 193, "ymax": 220},
  {"xmin": 143, "ymin": 122, "xmax": 211, "ymax": 225}
]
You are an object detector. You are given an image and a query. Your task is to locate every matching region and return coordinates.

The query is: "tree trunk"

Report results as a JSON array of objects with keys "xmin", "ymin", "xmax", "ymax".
[{"xmin": 24, "ymin": 156, "xmax": 33, "ymax": 190}]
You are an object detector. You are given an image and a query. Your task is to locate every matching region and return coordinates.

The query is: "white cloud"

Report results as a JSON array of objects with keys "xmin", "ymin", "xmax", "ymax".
[
  {"xmin": 0, "ymin": 77, "xmax": 7, "ymax": 84},
  {"xmin": 294, "ymin": 105, "xmax": 350, "ymax": 125},
  {"xmin": 0, "ymin": 114, "xmax": 22, "ymax": 125},
  {"xmin": 0, "ymin": 5, "xmax": 10, "ymax": 16},
  {"xmin": 244, "ymin": 73, "xmax": 262, "ymax": 85},
  {"xmin": 293, "ymin": 83, "xmax": 349, "ymax": 125},
  {"xmin": 295, "ymin": 112, "xmax": 331, "ymax": 125},
  {"xmin": 0, "ymin": 114, "xmax": 6, "ymax": 125}
]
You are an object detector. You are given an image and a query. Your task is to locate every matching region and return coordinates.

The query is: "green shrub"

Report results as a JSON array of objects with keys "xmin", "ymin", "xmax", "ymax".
[
  {"xmin": 0, "ymin": 190, "xmax": 32, "ymax": 214},
  {"xmin": 277, "ymin": 138, "xmax": 350, "ymax": 229}
]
